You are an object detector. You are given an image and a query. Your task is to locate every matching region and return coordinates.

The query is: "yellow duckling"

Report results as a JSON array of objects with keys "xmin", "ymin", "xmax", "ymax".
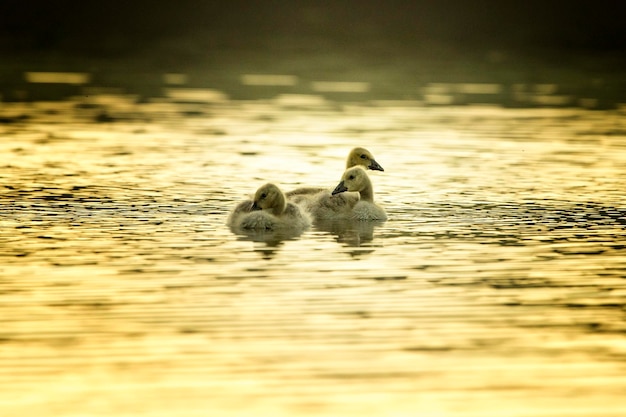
[
  {"xmin": 286, "ymin": 147, "xmax": 383, "ymax": 197},
  {"xmin": 228, "ymin": 183, "xmax": 312, "ymax": 230},
  {"xmin": 330, "ymin": 166, "xmax": 387, "ymax": 221},
  {"xmin": 295, "ymin": 166, "xmax": 386, "ymax": 221}
]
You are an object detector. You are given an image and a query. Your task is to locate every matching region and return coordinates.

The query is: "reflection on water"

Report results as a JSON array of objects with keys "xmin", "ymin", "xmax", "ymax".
[
  {"xmin": 1, "ymin": 89, "xmax": 626, "ymax": 416},
  {"xmin": 314, "ymin": 219, "xmax": 385, "ymax": 250},
  {"xmin": 231, "ymin": 227, "xmax": 309, "ymax": 252},
  {"xmin": 25, "ymin": 72, "xmax": 91, "ymax": 85}
]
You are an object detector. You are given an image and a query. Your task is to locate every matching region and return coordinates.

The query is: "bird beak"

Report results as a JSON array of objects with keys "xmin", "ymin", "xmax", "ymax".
[
  {"xmin": 251, "ymin": 201, "xmax": 261, "ymax": 211},
  {"xmin": 368, "ymin": 159, "xmax": 384, "ymax": 171},
  {"xmin": 332, "ymin": 181, "xmax": 348, "ymax": 195}
]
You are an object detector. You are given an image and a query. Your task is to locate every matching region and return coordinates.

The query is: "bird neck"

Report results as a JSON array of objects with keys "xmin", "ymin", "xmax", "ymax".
[
  {"xmin": 270, "ymin": 193, "xmax": 286, "ymax": 216},
  {"xmin": 358, "ymin": 179, "xmax": 374, "ymax": 202}
]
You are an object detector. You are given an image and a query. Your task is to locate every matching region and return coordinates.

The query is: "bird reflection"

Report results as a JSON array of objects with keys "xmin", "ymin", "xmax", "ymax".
[
  {"xmin": 314, "ymin": 219, "xmax": 385, "ymax": 248},
  {"xmin": 231, "ymin": 227, "xmax": 306, "ymax": 259}
]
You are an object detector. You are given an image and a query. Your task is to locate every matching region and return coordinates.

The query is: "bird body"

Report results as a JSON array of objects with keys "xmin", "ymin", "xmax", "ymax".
[
  {"xmin": 228, "ymin": 183, "xmax": 311, "ymax": 231},
  {"xmin": 292, "ymin": 166, "xmax": 386, "ymax": 221}
]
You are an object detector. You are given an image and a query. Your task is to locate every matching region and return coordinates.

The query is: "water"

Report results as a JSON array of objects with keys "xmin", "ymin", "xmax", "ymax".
[{"xmin": 1, "ymin": 92, "xmax": 626, "ymax": 416}]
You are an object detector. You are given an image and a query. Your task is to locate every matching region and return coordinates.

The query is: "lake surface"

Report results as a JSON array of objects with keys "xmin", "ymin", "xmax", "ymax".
[{"xmin": 1, "ymin": 89, "xmax": 625, "ymax": 416}]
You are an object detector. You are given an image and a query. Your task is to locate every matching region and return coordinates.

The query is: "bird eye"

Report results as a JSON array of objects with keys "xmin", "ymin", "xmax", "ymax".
[
  {"xmin": 349, "ymin": 175, "xmax": 355, "ymax": 180},
  {"xmin": 260, "ymin": 193, "xmax": 267, "ymax": 199},
  {"xmin": 360, "ymin": 154, "xmax": 367, "ymax": 159}
]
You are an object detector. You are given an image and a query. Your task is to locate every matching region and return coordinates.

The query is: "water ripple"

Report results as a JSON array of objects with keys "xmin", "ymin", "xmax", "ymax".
[{"xmin": 1, "ymin": 97, "xmax": 626, "ymax": 416}]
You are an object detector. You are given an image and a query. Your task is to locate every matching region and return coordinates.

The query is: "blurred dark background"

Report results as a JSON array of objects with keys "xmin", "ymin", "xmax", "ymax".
[
  {"xmin": 1, "ymin": 0, "xmax": 625, "ymax": 102},
  {"xmin": 3, "ymin": 1, "xmax": 625, "ymax": 60}
]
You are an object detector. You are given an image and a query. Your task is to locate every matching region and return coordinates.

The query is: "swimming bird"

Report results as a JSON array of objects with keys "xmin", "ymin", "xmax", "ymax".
[
  {"xmin": 294, "ymin": 166, "xmax": 386, "ymax": 221},
  {"xmin": 330, "ymin": 166, "xmax": 387, "ymax": 221},
  {"xmin": 346, "ymin": 146, "xmax": 384, "ymax": 172},
  {"xmin": 228, "ymin": 183, "xmax": 311, "ymax": 231},
  {"xmin": 285, "ymin": 147, "xmax": 383, "ymax": 197}
]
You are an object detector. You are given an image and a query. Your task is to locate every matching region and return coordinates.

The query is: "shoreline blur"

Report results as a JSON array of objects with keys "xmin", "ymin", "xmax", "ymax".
[
  {"xmin": 2, "ymin": 2, "xmax": 625, "ymax": 106},
  {"xmin": 2, "ymin": 41, "xmax": 625, "ymax": 109}
]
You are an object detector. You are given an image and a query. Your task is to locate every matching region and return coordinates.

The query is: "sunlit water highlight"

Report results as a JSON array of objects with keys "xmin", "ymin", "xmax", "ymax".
[{"xmin": 1, "ymin": 93, "xmax": 625, "ymax": 416}]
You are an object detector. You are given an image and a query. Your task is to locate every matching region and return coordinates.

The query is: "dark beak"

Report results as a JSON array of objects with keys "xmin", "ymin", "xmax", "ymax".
[
  {"xmin": 332, "ymin": 180, "xmax": 348, "ymax": 195},
  {"xmin": 368, "ymin": 159, "xmax": 384, "ymax": 171},
  {"xmin": 251, "ymin": 201, "xmax": 261, "ymax": 211}
]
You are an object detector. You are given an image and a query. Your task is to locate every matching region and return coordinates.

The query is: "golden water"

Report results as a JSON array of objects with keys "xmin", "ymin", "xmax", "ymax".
[{"xmin": 1, "ymin": 94, "xmax": 625, "ymax": 416}]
